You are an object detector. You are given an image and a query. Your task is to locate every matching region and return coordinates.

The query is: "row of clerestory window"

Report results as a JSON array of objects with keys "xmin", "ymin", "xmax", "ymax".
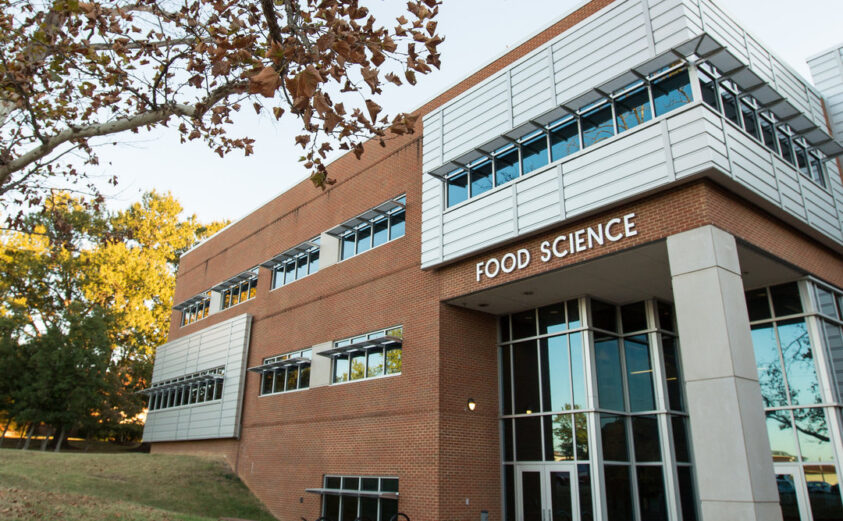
[{"xmin": 445, "ymin": 65, "xmax": 694, "ymax": 208}]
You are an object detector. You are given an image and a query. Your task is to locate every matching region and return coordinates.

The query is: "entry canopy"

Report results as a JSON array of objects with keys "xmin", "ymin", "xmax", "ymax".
[
  {"xmin": 140, "ymin": 372, "xmax": 223, "ymax": 394},
  {"xmin": 427, "ymin": 33, "xmax": 843, "ymax": 179},
  {"xmin": 247, "ymin": 356, "xmax": 310, "ymax": 373},
  {"xmin": 325, "ymin": 198, "xmax": 405, "ymax": 237},
  {"xmin": 317, "ymin": 334, "xmax": 403, "ymax": 357},
  {"xmin": 304, "ymin": 488, "xmax": 399, "ymax": 500}
]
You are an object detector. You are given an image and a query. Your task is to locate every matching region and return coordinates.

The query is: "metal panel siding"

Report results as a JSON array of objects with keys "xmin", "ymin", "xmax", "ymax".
[
  {"xmin": 698, "ymin": 0, "xmax": 748, "ymax": 63},
  {"xmin": 725, "ymin": 127, "xmax": 779, "ymax": 204},
  {"xmin": 775, "ymin": 162, "xmax": 807, "ymax": 220},
  {"xmin": 803, "ymin": 180, "xmax": 842, "ymax": 238},
  {"xmin": 143, "ymin": 314, "xmax": 252, "ymax": 442},
  {"xmin": 808, "ymin": 45, "xmax": 843, "ymax": 140}
]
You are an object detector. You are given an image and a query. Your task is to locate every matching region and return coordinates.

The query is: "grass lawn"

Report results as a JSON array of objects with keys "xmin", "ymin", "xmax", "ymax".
[{"xmin": 0, "ymin": 449, "xmax": 276, "ymax": 521}]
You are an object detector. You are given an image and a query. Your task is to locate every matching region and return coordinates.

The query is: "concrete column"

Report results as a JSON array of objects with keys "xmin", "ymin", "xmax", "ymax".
[
  {"xmin": 666, "ymin": 225, "xmax": 782, "ymax": 521},
  {"xmin": 309, "ymin": 341, "xmax": 334, "ymax": 388}
]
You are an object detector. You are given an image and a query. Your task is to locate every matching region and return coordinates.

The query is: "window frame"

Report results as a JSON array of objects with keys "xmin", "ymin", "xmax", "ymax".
[
  {"xmin": 330, "ymin": 326, "xmax": 403, "ymax": 385},
  {"xmin": 338, "ymin": 197, "xmax": 406, "ymax": 262}
]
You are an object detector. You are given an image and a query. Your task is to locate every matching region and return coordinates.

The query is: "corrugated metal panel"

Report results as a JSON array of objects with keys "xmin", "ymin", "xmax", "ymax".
[
  {"xmin": 776, "ymin": 161, "xmax": 807, "ymax": 220},
  {"xmin": 725, "ymin": 127, "xmax": 780, "ymax": 205},
  {"xmin": 803, "ymin": 180, "xmax": 842, "ymax": 238}
]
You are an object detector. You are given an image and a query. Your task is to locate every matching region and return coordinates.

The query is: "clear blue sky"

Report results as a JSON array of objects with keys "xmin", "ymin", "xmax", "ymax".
[{"xmin": 91, "ymin": 0, "xmax": 843, "ymax": 225}]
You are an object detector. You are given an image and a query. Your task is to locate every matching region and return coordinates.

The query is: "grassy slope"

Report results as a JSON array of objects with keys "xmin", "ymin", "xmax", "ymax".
[{"xmin": 0, "ymin": 449, "xmax": 276, "ymax": 521}]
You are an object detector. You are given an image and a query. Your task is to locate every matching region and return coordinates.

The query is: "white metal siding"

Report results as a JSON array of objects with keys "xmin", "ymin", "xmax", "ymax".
[
  {"xmin": 808, "ymin": 45, "xmax": 843, "ymax": 140},
  {"xmin": 143, "ymin": 313, "xmax": 252, "ymax": 442}
]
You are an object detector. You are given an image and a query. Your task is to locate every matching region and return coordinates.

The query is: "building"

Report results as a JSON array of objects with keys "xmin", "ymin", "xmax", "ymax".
[{"xmin": 141, "ymin": 1, "xmax": 843, "ymax": 520}]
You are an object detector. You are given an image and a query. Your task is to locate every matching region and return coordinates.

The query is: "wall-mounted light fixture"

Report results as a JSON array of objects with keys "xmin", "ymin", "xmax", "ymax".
[{"xmin": 467, "ymin": 398, "xmax": 477, "ymax": 412}]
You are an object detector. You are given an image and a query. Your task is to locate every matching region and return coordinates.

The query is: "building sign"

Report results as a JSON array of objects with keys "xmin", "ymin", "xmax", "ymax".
[{"xmin": 475, "ymin": 213, "xmax": 638, "ymax": 282}]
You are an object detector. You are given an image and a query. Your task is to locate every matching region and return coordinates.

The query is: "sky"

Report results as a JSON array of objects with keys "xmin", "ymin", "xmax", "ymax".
[{"xmin": 88, "ymin": 0, "xmax": 843, "ymax": 225}]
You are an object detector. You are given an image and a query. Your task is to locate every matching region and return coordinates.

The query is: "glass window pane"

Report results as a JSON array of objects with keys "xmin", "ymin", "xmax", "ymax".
[
  {"xmin": 299, "ymin": 365, "xmax": 310, "ymax": 389},
  {"xmin": 545, "ymin": 414, "xmax": 574, "ymax": 461},
  {"xmin": 751, "ymin": 323, "xmax": 788, "ymax": 407},
  {"xmin": 548, "ymin": 471, "xmax": 573, "ymax": 521},
  {"xmin": 361, "ymin": 478, "xmax": 379, "ymax": 491},
  {"xmin": 778, "ymin": 130, "xmax": 794, "ymax": 164},
  {"xmin": 341, "ymin": 233, "xmax": 355, "ymax": 260},
  {"xmin": 625, "ymin": 335, "xmax": 656, "ymax": 412},
  {"xmin": 652, "ymin": 68, "xmax": 692, "ymax": 116},
  {"xmin": 308, "ymin": 250, "xmax": 319, "ymax": 274},
  {"xmin": 470, "ymin": 160, "xmax": 493, "ymax": 198},
  {"xmin": 595, "ymin": 335, "xmax": 625, "ymax": 411},
  {"xmin": 550, "ymin": 119, "xmax": 580, "ymax": 161},
  {"xmin": 794, "ymin": 408, "xmax": 834, "ymax": 462},
  {"xmin": 637, "ymin": 466, "xmax": 669, "ymax": 521},
  {"xmin": 447, "ymin": 170, "xmax": 469, "ymax": 207},
  {"xmin": 385, "ymin": 347, "xmax": 402, "ymax": 374},
  {"xmin": 495, "ymin": 147, "xmax": 520, "ymax": 185},
  {"xmin": 324, "ymin": 495, "xmax": 340, "ymax": 521},
  {"xmin": 296, "ymin": 256, "xmax": 307, "ymax": 280},
  {"xmin": 662, "ymin": 335, "xmax": 683, "ymax": 411},
  {"xmin": 741, "ymin": 101, "xmax": 760, "ymax": 140},
  {"xmin": 720, "ymin": 87, "xmax": 739, "ymax": 125},
  {"xmin": 615, "ymin": 87, "xmax": 652, "ymax": 133},
  {"xmin": 381, "ymin": 478, "xmax": 398, "ymax": 492},
  {"xmin": 389, "ymin": 209, "xmax": 405, "ymax": 239},
  {"xmin": 770, "ymin": 283, "xmax": 803, "ymax": 317},
  {"xmin": 815, "ymin": 286, "xmax": 837, "ymax": 317},
  {"xmin": 600, "ymin": 414, "xmax": 629, "ymax": 462},
  {"xmin": 760, "ymin": 116, "xmax": 778, "ymax": 153},
  {"xmin": 632, "ymin": 415, "xmax": 661, "ymax": 461},
  {"xmin": 505, "ymin": 466, "xmax": 515, "ymax": 521},
  {"xmin": 501, "ymin": 346, "xmax": 512, "ymax": 416},
  {"xmin": 777, "ymin": 319, "xmax": 821, "ymax": 405},
  {"xmin": 512, "ymin": 310, "xmax": 537, "ymax": 339},
  {"xmin": 356, "ymin": 225, "xmax": 372, "ymax": 254},
  {"xmin": 500, "ymin": 315, "xmax": 511, "ymax": 343},
  {"xmin": 698, "ymin": 71, "xmax": 719, "ymax": 110},
  {"xmin": 381, "ymin": 499, "xmax": 398, "ymax": 521},
  {"xmin": 677, "ymin": 466, "xmax": 699, "ymax": 521},
  {"xmin": 745, "ymin": 288, "xmax": 772, "ymax": 322},
  {"xmin": 325, "ymin": 476, "xmax": 341, "ymax": 489},
  {"xmin": 541, "ymin": 336, "xmax": 572, "ymax": 412},
  {"xmin": 521, "ymin": 471, "xmax": 543, "ymax": 520},
  {"xmin": 515, "ymin": 416, "xmax": 543, "ymax": 461},
  {"xmin": 341, "ymin": 495, "xmax": 358, "ymax": 521},
  {"xmin": 794, "ymin": 144, "xmax": 810, "ymax": 177},
  {"xmin": 360, "ymin": 497, "xmax": 378, "ymax": 521},
  {"xmin": 621, "ymin": 302, "xmax": 648, "ymax": 333},
  {"xmin": 604, "ymin": 465, "xmax": 633, "ymax": 521},
  {"xmin": 333, "ymin": 355, "xmax": 349, "ymax": 383},
  {"xmin": 539, "ymin": 303, "xmax": 566, "ymax": 335},
  {"xmin": 591, "ymin": 299, "xmax": 617, "ymax": 332},
  {"xmin": 804, "ymin": 465, "xmax": 843, "ymax": 521},
  {"xmin": 521, "ymin": 134, "xmax": 549, "ymax": 174},
  {"xmin": 581, "ymin": 104, "xmax": 614, "ymax": 147},
  {"xmin": 273, "ymin": 370, "xmax": 285, "ymax": 393},
  {"xmin": 568, "ymin": 300, "xmax": 581, "ymax": 329},
  {"xmin": 367, "ymin": 349, "xmax": 384, "ymax": 378},
  {"xmin": 513, "ymin": 341, "xmax": 540, "ymax": 414},
  {"xmin": 672, "ymin": 416, "xmax": 691, "ymax": 463},
  {"xmin": 503, "ymin": 418, "xmax": 513, "ymax": 461},
  {"xmin": 810, "ymin": 155, "xmax": 826, "ymax": 188},
  {"xmin": 349, "ymin": 352, "xmax": 366, "ymax": 380},
  {"xmin": 286, "ymin": 366, "xmax": 299, "ymax": 391},
  {"xmin": 575, "ymin": 412, "xmax": 589, "ymax": 460},
  {"xmin": 262, "ymin": 372, "xmax": 274, "ymax": 394},
  {"xmin": 578, "ymin": 464, "xmax": 594, "ymax": 521},
  {"xmin": 342, "ymin": 477, "xmax": 359, "ymax": 490},
  {"xmin": 766, "ymin": 410, "xmax": 798, "ymax": 462},
  {"xmin": 570, "ymin": 332, "xmax": 586, "ymax": 410}
]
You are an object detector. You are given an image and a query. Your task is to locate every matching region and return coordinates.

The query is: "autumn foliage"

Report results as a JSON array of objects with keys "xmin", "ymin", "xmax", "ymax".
[{"xmin": 0, "ymin": 0, "xmax": 443, "ymax": 223}]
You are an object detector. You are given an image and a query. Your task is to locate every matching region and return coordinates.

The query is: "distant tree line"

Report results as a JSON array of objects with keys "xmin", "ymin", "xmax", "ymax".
[{"xmin": 0, "ymin": 192, "xmax": 225, "ymax": 450}]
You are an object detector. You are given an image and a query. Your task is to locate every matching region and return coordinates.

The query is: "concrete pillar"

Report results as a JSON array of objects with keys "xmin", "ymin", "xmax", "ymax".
[
  {"xmin": 319, "ymin": 232, "xmax": 341, "ymax": 269},
  {"xmin": 666, "ymin": 225, "xmax": 782, "ymax": 521},
  {"xmin": 309, "ymin": 341, "xmax": 334, "ymax": 388}
]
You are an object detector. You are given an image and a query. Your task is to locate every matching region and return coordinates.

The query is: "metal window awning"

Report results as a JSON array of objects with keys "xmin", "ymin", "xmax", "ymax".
[
  {"xmin": 210, "ymin": 269, "xmax": 258, "ymax": 292},
  {"xmin": 259, "ymin": 240, "xmax": 319, "ymax": 269},
  {"xmin": 247, "ymin": 357, "xmax": 310, "ymax": 373},
  {"xmin": 141, "ymin": 373, "xmax": 223, "ymax": 394},
  {"xmin": 326, "ymin": 199, "xmax": 405, "ymax": 237},
  {"xmin": 173, "ymin": 293, "xmax": 209, "ymax": 311},
  {"xmin": 317, "ymin": 335, "xmax": 403, "ymax": 357},
  {"xmin": 427, "ymin": 33, "xmax": 843, "ymax": 178},
  {"xmin": 304, "ymin": 488, "xmax": 399, "ymax": 500}
]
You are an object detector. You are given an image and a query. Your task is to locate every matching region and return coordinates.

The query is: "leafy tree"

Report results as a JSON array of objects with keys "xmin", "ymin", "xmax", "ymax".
[
  {"xmin": 0, "ymin": 190, "xmax": 225, "ymax": 444},
  {"xmin": 0, "ymin": 0, "xmax": 442, "ymax": 224}
]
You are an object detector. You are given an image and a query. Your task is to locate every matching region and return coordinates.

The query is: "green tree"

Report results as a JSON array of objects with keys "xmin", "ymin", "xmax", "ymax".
[{"xmin": 0, "ymin": 190, "xmax": 225, "ymax": 446}]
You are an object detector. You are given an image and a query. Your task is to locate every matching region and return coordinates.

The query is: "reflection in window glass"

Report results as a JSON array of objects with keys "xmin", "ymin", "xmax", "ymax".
[
  {"xmin": 677, "ymin": 466, "xmax": 699, "ymax": 521},
  {"xmin": 550, "ymin": 118, "xmax": 580, "ymax": 161},
  {"xmin": 741, "ymin": 101, "xmax": 760, "ymax": 140},
  {"xmin": 447, "ymin": 170, "xmax": 469, "ymax": 207},
  {"xmin": 545, "ymin": 414, "xmax": 574, "ymax": 461},
  {"xmin": 637, "ymin": 466, "xmax": 668, "ymax": 521},
  {"xmin": 632, "ymin": 415, "xmax": 661, "ymax": 461},
  {"xmin": 720, "ymin": 88, "xmax": 739, "ymax": 125},
  {"xmin": 778, "ymin": 319, "xmax": 821, "ymax": 405},
  {"xmin": 356, "ymin": 226, "xmax": 372, "ymax": 254},
  {"xmin": 578, "ymin": 464, "xmax": 594, "ymax": 521},
  {"xmin": 513, "ymin": 341, "xmax": 540, "ymax": 414},
  {"xmin": 672, "ymin": 416, "xmax": 691, "ymax": 463},
  {"xmin": 804, "ymin": 465, "xmax": 843, "ymax": 521},
  {"xmin": 778, "ymin": 130, "xmax": 794, "ymax": 164},
  {"xmin": 596, "ymin": 336, "xmax": 624, "ymax": 411},
  {"xmin": 794, "ymin": 408, "xmax": 833, "ymax": 462},
  {"xmin": 601, "ymin": 414, "xmax": 629, "ymax": 462},
  {"xmin": 604, "ymin": 465, "xmax": 633, "ymax": 521},
  {"xmin": 771, "ymin": 282, "xmax": 802, "ymax": 317},
  {"xmin": 389, "ymin": 208, "xmax": 405, "ymax": 240},
  {"xmin": 541, "ymin": 336, "xmax": 572, "ymax": 412},
  {"xmin": 495, "ymin": 147, "xmax": 520, "ymax": 185},
  {"xmin": 615, "ymin": 87, "xmax": 652, "ymax": 133},
  {"xmin": 521, "ymin": 133, "xmax": 549, "ymax": 174},
  {"xmin": 570, "ymin": 332, "xmax": 586, "ymax": 410},
  {"xmin": 652, "ymin": 69, "xmax": 692, "ymax": 116},
  {"xmin": 751, "ymin": 324, "xmax": 789, "ymax": 407},
  {"xmin": 746, "ymin": 287, "xmax": 772, "ymax": 321},
  {"xmin": 333, "ymin": 355, "xmax": 349, "ymax": 383},
  {"xmin": 349, "ymin": 352, "xmax": 366, "ymax": 380},
  {"xmin": 367, "ymin": 349, "xmax": 384, "ymax": 378},
  {"xmin": 539, "ymin": 302, "xmax": 566, "ymax": 335},
  {"xmin": 698, "ymin": 70, "xmax": 719, "ymax": 110},
  {"xmin": 662, "ymin": 335, "xmax": 683, "ymax": 411},
  {"xmin": 766, "ymin": 410, "xmax": 798, "ymax": 462},
  {"xmin": 470, "ymin": 160, "xmax": 493, "ymax": 198},
  {"xmin": 581, "ymin": 104, "xmax": 614, "ymax": 147},
  {"xmin": 625, "ymin": 335, "xmax": 655, "ymax": 412},
  {"xmin": 515, "ymin": 416, "xmax": 543, "ymax": 461},
  {"xmin": 372, "ymin": 218, "xmax": 389, "ymax": 247},
  {"xmin": 342, "ymin": 234, "xmax": 355, "ymax": 260}
]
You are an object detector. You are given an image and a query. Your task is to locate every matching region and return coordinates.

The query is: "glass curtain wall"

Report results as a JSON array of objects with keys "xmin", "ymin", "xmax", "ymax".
[
  {"xmin": 500, "ymin": 298, "xmax": 698, "ymax": 521},
  {"xmin": 746, "ymin": 280, "xmax": 843, "ymax": 521}
]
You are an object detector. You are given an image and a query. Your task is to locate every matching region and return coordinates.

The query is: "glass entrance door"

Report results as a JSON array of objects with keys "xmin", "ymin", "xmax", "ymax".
[
  {"xmin": 517, "ymin": 464, "xmax": 579, "ymax": 521},
  {"xmin": 775, "ymin": 464, "xmax": 812, "ymax": 521}
]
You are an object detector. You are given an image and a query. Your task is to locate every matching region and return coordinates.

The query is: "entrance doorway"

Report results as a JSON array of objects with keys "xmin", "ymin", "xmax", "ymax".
[
  {"xmin": 516, "ymin": 464, "xmax": 581, "ymax": 521},
  {"xmin": 775, "ymin": 463, "xmax": 843, "ymax": 521},
  {"xmin": 776, "ymin": 465, "xmax": 811, "ymax": 521}
]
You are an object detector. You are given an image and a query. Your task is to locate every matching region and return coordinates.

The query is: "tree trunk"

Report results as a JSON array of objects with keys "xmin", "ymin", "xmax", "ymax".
[
  {"xmin": 22, "ymin": 423, "xmax": 36, "ymax": 450},
  {"xmin": 16, "ymin": 423, "xmax": 28, "ymax": 448},
  {"xmin": 54, "ymin": 425, "xmax": 66, "ymax": 453},
  {"xmin": 0, "ymin": 417, "xmax": 12, "ymax": 448},
  {"xmin": 39, "ymin": 426, "xmax": 53, "ymax": 451}
]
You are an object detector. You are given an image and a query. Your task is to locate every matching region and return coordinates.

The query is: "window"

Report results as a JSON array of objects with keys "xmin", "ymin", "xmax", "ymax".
[
  {"xmin": 338, "ymin": 197, "xmax": 406, "ymax": 261},
  {"xmin": 146, "ymin": 367, "xmax": 225, "ymax": 411},
  {"xmin": 697, "ymin": 62, "xmax": 829, "ymax": 189},
  {"xmin": 180, "ymin": 291, "xmax": 211, "ymax": 326},
  {"xmin": 318, "ymin": 475, "xmax": 399, "ymax": 521},
  {"xmin": 255, "ymin": 348, "xmax": 312, "ymax": 395},
  {"xmin": 331, "ymin": 327, "xmax": 402, "ymax": 384},
  {"xmin": 270, "ymin": 238, "xmax": 320, "ymax": 290},
  {"xmin": 443, "ymin": 65, "xmax": 694, "ymax": 208},
  {"xmin": 220, "ymin": 270, "xmax": 258, "ymax": 310}
]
